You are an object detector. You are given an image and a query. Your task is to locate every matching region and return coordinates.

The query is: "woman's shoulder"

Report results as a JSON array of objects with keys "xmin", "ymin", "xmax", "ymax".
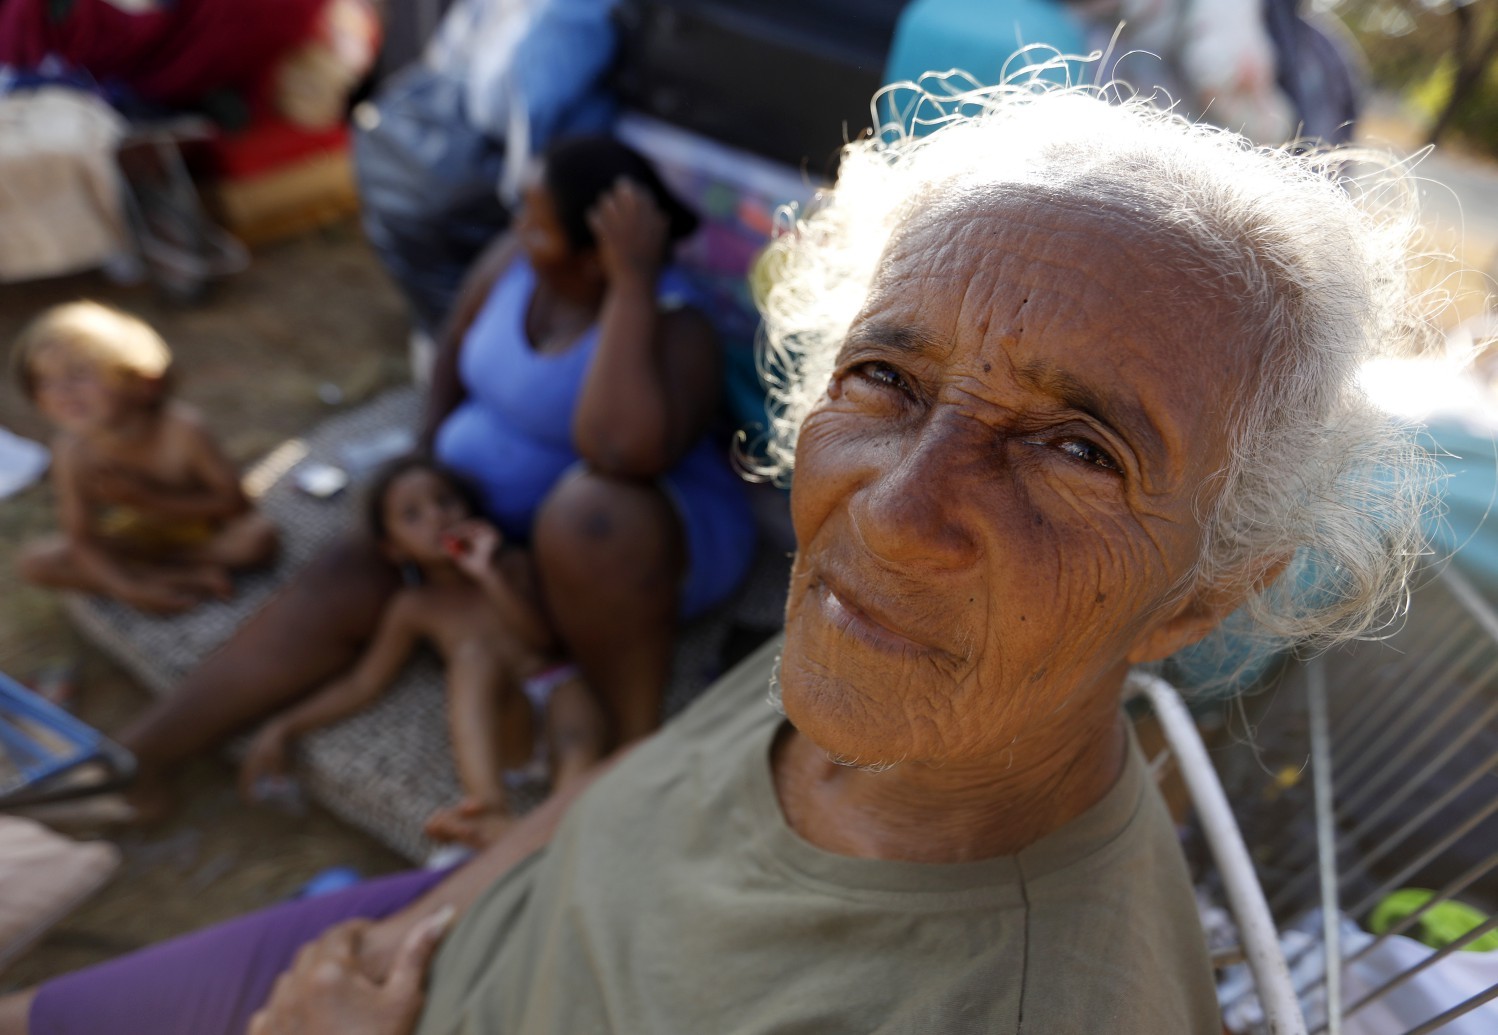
[
  {"xmin": 1015, "ymin": 744, "xmax": 1220, "ymax": 1032},
  {"xmin": 474, "ymin": 245, "xmax": 533, "ymax": 315},
  {"xmin": 663, "ymin": 634, "xmax": 784, "ymax": 737},
  {"xmin": 455, "ymin": 239, "xmax": 531, "ymax": 347},
  {"xmin": 560, "ymin": 636, "xmax": 783, "ymax": 826},
  {"xmin": 469, "ymin": 234, "xmax": 528, "ymax": 303},
  {"xmin": 457, "ymin": 251, "xmax": 535, "ymax": 368}
]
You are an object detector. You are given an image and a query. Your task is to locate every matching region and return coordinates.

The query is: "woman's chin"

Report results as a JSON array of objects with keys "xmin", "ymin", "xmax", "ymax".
[{"xmin": 777, "ymin": 669, "xmax": 913, "ymax": 772}]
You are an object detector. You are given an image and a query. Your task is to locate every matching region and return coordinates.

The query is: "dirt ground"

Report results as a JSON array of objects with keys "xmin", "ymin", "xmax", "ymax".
[{"xmin": 0, "ymin": 219, "xmax": 413, "ymax": 991}]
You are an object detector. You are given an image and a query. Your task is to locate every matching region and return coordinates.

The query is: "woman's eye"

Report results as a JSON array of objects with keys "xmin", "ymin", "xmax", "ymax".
[
  {"xmin": 1056, "ymin": 437, "xmax": 1122, "ymax": 473},
  {"xmin": 855, "ymin": 362, "xmax": 909, "ymax": 392}
]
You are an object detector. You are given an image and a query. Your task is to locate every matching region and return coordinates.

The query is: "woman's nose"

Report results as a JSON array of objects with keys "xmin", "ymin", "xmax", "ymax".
[{"xmin": 850, "ymin": 415, "xmax": 986, "ymax": 571}]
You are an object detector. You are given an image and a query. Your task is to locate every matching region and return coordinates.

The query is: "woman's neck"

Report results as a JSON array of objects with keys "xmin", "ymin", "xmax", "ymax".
[
  {"xmin": 525, "ymin": 266, "xmax": 607, "ymax": 356},
  {"xmin": 532, "ymin": 262, "xmax": 606, "ymax": 312},
  {"xmin": 770, "ymin": 695, "xmax": 1128, "ymax": 864}
]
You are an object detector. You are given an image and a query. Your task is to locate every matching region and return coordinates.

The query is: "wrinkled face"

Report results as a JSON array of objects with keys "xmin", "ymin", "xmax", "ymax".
[
  {"xmin": 380, "ymin": 468, "xmax": 473, "ymax": 564},
  {"xmin": 28, "ymin": 345, "xmax": 131, "ymax": 436},
  {"xmin": 780, "ymin": 190, "xmax": 1252, "ymax": 769}
]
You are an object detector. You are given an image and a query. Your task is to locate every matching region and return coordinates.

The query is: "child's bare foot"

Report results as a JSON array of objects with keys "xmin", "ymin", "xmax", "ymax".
[{"xmin": 424, "ymin": 798, "xmax": 516, "ymax": 848}]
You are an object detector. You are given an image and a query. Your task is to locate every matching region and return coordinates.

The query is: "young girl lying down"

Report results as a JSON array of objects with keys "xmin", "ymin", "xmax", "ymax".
[{"xmin": 238, "ymin": 456, "xmax": 605, "ymax": 847}]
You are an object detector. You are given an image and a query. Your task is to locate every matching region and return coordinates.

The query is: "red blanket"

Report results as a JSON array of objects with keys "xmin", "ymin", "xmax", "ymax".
[{"xmin": 0, "ymin": 0, "xmax": 325, "ymax": 107}]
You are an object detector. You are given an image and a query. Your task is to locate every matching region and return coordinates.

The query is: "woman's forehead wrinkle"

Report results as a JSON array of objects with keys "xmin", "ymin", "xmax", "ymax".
[
  {"xmin": 947, "ymin": 241, "xmax": 1191, "ymax": 488},
  {"xmin": 841, "ymin": 319, "xmax": 950, "ymax": 359},
  {"xmin": 868, "ymin": 194, "xmax": 1245, "ymax": 497}
]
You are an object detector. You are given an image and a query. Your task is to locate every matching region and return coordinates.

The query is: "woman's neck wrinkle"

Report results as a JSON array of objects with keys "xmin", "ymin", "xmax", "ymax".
[{"xmin": 774, "ymin": 714, "xmax": 1126, "ymax": 864}]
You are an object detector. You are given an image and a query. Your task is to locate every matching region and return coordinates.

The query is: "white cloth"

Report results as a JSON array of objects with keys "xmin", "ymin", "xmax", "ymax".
[
  {"xmin": 0, "ymin": 816, "xmax": 120, "ymax": 970},
  {"xmin": 0, "ymin": 88, "xmax": 130, "ymax": 282},
  {"xmin": 1220, "ymin": 909, "xmax": 1498, "ymax": 1034},
  {"xmin": 1078, "ymin": 0, "xmax": 1295, "ymax": 144},
  {"xmin": 0, "ymin": 428, "xmax": 49, "ymax": 500},
  {"xmin": 424, "ymin": 0, "xmax": 540, "ymax": 140}
]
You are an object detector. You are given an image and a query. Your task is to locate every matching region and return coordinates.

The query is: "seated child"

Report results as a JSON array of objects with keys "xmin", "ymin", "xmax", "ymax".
[
  {"xmin": 15, "ymin": 301, "xmax": 278, "ymax": 614},
  {"xmin": 238, "ymin": 456, "xmax": 606, "ymax": 848}
]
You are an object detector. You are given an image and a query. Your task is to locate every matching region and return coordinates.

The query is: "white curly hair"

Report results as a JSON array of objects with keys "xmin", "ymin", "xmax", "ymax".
[{"xmin": 756, "ymin": 79, "xmax": 1444, "ymax": 683}]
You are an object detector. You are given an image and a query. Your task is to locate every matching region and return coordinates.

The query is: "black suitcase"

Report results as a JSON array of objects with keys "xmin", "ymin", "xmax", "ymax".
[{"xmin": 612, "ymin": 0, "xmax": 909, "ymax": 172}]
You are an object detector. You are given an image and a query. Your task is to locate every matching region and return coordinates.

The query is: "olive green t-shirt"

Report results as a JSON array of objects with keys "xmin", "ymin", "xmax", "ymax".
[{"xmin": 417, "ymin": 637, "xmax": 1220, "ymax": 1034}]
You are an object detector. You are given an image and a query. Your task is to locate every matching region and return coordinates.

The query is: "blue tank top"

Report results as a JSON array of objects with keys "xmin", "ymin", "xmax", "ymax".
[{"xmin": 433, "ymin": 257, "xmax": 718, "ymax": 541}]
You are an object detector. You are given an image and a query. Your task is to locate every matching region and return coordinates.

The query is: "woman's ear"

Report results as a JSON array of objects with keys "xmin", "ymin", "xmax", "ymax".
[
  {"xmin": 1126, "ymin": 553, "xmax": 1293, "ymax": 665},
  {"xmin": 1126, "ymin": 600, "xmax": 1226, "ymax": 666}
]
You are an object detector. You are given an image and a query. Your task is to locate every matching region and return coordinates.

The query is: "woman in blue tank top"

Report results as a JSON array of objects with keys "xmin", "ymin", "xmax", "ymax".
[
  {"xmin": 114, "ymin": 138, "xmax": 756, "ymax": 810},
  {"xmin": 420, "ymin": 136, "xmax": 756, "ymax": 742}
]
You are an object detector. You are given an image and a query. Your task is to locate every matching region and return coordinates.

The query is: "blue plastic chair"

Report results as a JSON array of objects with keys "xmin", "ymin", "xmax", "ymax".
[{"xmin": 0, "ymin": 671, "xmax": 135, "ymax": 808}]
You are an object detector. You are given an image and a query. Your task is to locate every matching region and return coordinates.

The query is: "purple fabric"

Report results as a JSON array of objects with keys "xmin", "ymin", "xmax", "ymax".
[{"xmin": 29, "ymin": 867, "xmax": 448, "ymax": 1035}]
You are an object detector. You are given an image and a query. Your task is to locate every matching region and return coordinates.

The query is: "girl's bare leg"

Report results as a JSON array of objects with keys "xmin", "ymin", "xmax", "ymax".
[
  {"xmin": 546, "ymin": 674, "xmax": 609, "ymax": 793},
  {"xmin": 532, "ymin": 470, "xmax": 683, "ymax": 745},
  {"xmin": 441, "ymin": 658, "xmax": 520, "ymax": 811},
  {"xmin": 118, "ymin": 534, "xmax": 400, "ymax": 816},
  {"xmin": 426, "ymin": 658, "xmax": 546, "ymax": 847}
]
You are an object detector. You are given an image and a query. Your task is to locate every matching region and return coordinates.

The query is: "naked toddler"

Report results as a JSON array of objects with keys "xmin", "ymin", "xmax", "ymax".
[{"xmin": 15, "ymin": 301, "xmax": 278, "ymax": 614}]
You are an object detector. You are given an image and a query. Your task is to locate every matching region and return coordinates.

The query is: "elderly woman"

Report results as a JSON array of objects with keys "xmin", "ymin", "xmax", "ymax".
[{"xmin": 1, "ymin": 84, "xmax": 1432, "ymax": 1034}]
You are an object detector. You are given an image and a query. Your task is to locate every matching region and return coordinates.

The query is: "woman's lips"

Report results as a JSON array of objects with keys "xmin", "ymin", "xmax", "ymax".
[{"xmin": 815, "ymin": 572, "xmax": 962, "ymax": 662}]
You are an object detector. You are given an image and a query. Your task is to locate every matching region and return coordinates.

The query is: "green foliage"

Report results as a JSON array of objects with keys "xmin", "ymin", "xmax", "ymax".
[{"xmin": 1335, "ymin": 0, "xmax": 1498, "ymax": 154}]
